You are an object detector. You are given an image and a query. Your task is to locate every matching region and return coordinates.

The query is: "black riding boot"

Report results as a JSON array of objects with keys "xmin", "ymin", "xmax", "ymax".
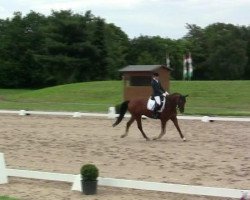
[{"xmin": 152, "ymin": 104, "xmax": 160, "ymax": 119}]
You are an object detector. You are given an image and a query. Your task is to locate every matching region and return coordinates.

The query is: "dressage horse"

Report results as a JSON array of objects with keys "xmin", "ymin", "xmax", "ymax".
[{"xmin": 112, "ymin": 93, "xmax": 188, "ymax": 141}]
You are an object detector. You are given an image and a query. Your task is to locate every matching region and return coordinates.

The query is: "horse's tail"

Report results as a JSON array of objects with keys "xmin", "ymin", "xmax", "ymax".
[{"xmin": 112, "ymin": 101, "xmax": 129, "ymax": 127}]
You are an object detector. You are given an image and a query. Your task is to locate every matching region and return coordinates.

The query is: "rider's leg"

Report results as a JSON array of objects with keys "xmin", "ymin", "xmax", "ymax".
[{"xmin": 153, "ymin": 96, "xmax": 161, "ymax": 118}]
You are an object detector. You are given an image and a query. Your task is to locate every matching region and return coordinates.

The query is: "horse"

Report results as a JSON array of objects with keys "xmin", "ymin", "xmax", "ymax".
[{"xmin": 112, "ymin": 93, "xmax": 188, "ymax": 141}]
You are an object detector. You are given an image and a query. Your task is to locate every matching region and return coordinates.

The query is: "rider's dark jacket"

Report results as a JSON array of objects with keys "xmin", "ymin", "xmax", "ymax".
[{"xmin": 151, "ymin": 78, "xmax": 165, "ymax": 97}]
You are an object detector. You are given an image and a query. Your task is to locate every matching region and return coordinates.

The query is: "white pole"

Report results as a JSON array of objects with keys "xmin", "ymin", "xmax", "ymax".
[
  {"xmin": 108, "ymin": 107, "xmax": 116, "ymax": 119},
  {"xmin": 0, "ymin": 152, "xmax": 8, "ymax": 184}
]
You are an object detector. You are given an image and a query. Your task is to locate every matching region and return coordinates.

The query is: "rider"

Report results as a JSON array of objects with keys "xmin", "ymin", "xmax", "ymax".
[{"xmin": 151, "ymin": 72, "xmax": 169, "ymax": 118}]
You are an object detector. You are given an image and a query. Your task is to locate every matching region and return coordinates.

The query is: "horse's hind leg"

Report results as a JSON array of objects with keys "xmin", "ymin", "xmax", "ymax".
[
  {"xmin": 136, "ymin": 117, "xmax": 150, "ymax": 141},
  {"xmin": 121, "ymin": 117, "xmax": 135, "ymax": 138},
  {"xmin": 171, "ymin": 116, "xmax": 186, "ymax": 141},
  {"xmin": 153, "ymin": 120, "xmax": 167, "ymax": 140}
]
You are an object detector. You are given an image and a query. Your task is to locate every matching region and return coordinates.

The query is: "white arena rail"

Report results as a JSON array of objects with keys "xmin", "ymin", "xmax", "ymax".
[
  {"xmin": 0, "ymin": 153, "xmax": 249, "ymax": 199},
  {"xmin": 0, "ymin": 109, "xmax": 250, "ymax": 122}
]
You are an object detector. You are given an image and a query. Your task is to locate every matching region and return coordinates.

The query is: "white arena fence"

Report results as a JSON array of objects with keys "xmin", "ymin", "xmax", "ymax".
[
  {"xmin": 0, "ymin": 153, "xmax": 249, "ymax": 198},
  {"xmin": 0, "ymin": 108, "xmax": 250, "ymax": 122}
]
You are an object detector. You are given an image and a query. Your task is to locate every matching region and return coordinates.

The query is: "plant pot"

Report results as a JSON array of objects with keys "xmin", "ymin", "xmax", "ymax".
[{"xmin": 81, "ymin": 180, "xmax": 98, "ymax": 195}]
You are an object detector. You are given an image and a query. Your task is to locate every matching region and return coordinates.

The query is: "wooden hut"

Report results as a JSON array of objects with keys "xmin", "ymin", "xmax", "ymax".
[{"xmin": 119, "ymin": 65, "xmax": 172, "ymax": 100}]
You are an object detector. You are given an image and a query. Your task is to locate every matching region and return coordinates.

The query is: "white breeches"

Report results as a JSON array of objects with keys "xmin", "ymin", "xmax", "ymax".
[{"xmin": 154, "ymin": 96, "xmax": 161, "ymax": 105}]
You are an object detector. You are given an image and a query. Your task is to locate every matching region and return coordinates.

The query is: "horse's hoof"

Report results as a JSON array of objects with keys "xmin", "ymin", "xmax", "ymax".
[
  {"xmin": 146, "ymin": 138, "xmax": 150, "ymax": 141},
  {"xmin": 120, "ymin": 135, "xmax": 125, "ymax": 138},
  {"xmin": 152, "ymin": 137, "xmax": 158, "ymax": 140},
  {"xmin": 182, "ymin": 137, "xmax": 186, "ymax": 142}
]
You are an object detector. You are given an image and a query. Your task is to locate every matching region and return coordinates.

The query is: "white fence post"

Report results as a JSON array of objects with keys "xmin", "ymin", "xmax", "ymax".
[
  {"xmin": 73, "ymin": 112, "xmax": 81, "ymax": 118},
  {"xmin": 108, "ymin": 107, "xmax": 116, "ymax": 119},
  {"xmin": 19, "ymin": 110, "xmax": 26, "ymax": 116},
  {"xmin": 71, "ymin": 174, "xmax": 81, "ymax": 191},
  {"xmin": 201, "ymin": 116, "xmax": 210, "ymax": 122},
  {"xmin": 0, "ymin": 152, "xmax": 8, "ymax": 184}
]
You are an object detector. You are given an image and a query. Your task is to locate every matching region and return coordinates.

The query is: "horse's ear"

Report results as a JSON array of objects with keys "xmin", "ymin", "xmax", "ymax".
[{"xmin": 184, "ymin": 95, "xmax": 189, "ymax": 98}]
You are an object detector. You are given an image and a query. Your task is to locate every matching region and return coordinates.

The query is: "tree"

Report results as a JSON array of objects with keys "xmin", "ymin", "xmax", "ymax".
[
  {"xmin": 126, "ymin": 36, "xmax": 188, "ymax": 80},
  {"xmin": 35, "ymin": 10, "xmax": 97, "ymax": 85},
  {"xmin": 204, "ymin": 23, "xmax": 247, "ymax": 80},
  {"xmin": 242, "ymin": 26, "xmax": 250, "ymax": 79},
  {"xmin": 105, "ymin": 23, "xmax": 129, "ymax": 79},
  {"xmin": 0, "ymin": 11, "xmax": 46, "ymax": 88},
  {"xmin": 91, "ymin": 18, "xmax": 108, "ymax": 80},
  {"xmin": 127, "ymin": 36, "xmax": 167, "ymax": 65},
  {"xmin": 184, "ymin": 24, "xmax": 208, "ymax": 80},
  {"xmin": 1, "ymin": 11, "xmax": 249, "ymax": 88},
  {"xmin": 184, "ymin": 23, "xmax": 249, "ymax": 80}
]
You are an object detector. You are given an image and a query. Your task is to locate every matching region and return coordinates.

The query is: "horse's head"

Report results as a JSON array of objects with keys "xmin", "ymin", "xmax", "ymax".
[{"xmin": 177, "ymin": 94, "xmax": 188, "ymax": 113}]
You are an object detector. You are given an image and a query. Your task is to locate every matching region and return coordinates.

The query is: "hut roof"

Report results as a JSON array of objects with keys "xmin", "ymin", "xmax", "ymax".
[{"xmin": 119, "ymin": 65, "xmax": 173, "ymax": 72}]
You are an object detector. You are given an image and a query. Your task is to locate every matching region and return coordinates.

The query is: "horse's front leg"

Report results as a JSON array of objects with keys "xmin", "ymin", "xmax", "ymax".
[
  {"xmin": 153, "ymin": 119, "xmax": 167, "ymax": 140},
  {"xmin": 136, "ymin": 116, "xmax": 150, "ymax": 141},
  {"xmin": 171, "ymin": 116, "xmax": 186, "ymax": 141}
]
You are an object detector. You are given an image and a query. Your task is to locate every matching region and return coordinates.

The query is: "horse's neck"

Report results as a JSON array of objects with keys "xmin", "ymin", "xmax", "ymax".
[
  {"xmin": 165, "ymin": 95, "xmax": 179, "ymax": 109},
  {"xmin": 171, "ymin": 95, "xmax": 180, "ymax": 104}
]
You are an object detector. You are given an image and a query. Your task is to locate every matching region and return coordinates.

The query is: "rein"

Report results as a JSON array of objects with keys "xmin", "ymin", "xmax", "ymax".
[{"xmin": 168, "ymin": 94, "xmax": 183, "ymax": 112}]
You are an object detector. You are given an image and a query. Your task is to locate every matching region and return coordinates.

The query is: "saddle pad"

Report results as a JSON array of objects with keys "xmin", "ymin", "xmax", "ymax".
[
  {"xmin": 147, "ymin": 97, "xmax": 166, "ymax": 112},
  {"xmin": 147, "ymin": 98, "xmax": 155, "ymax": 111}
]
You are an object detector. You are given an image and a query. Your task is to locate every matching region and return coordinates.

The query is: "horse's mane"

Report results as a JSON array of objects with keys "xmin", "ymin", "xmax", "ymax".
[
  {"xmin": 168, "ymin": 93, "xmax": 182, "ymax": 100},
  {"xmin": 170, "ymin": 92, "xmax": 181, "ymax": 96},
  {"xmin": 167, "ymin": 93, "xmax": 183, "ymax": 106}
]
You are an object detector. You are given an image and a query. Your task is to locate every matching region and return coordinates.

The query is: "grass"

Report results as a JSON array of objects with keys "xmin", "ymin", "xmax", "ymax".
[
  {"xmin": 0, "ymin": 196, "xmax": 18, "ymax": 200},
  {"xmin": 0, "ymin": 80, "xmax": 249, "ymax": 116},
  {"xmin": 0, "ymin": 81, "xmax": 123, "ymax": 112},
  {"xmin": 170, "ymin": 80, "xmax": 250, "ymax": 116}
]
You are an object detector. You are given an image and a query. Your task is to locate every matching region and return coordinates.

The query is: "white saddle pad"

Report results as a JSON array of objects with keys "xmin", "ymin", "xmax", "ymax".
[
  {"xmin": 147, "ymin": 98, "xmax": 155, "ymax": 111},
  {"xmin": 147, "ymin": 98, "xmax": 166, "ymax": 112}
]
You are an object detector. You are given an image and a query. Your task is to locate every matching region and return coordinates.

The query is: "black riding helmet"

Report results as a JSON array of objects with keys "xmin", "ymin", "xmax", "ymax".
[{"xmin": 153, "ymin": 72, "xmax": 159, "ymax": 77}]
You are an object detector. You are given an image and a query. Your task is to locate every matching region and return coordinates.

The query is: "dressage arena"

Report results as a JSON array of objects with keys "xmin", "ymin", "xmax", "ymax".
[{"xmin": 0, "ymin": 114, "xmax": 249, "ymax": 200}]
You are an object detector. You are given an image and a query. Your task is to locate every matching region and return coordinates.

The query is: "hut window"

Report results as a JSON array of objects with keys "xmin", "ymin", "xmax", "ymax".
[{"xmin": 130, "ymin": 76, "xmax": 151, "ymax": 86}]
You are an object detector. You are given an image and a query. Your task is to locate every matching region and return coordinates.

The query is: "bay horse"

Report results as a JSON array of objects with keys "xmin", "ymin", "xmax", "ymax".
[{"xmin": 112, "ymin": 93, "xmax": 188, "ymax": 141}]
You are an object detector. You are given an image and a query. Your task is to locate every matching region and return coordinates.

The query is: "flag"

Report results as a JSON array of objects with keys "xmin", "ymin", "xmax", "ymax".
[
  {"xmin": 166, "ymin": 53, "xmax": 170, "ymax": 68},
  {"xmin": 187, "ymin": 53, "xmax": 193, "ymax": 80},
  {"xmin": 183, "ymin": 55, "xmax": 188, "ymax": 80}
]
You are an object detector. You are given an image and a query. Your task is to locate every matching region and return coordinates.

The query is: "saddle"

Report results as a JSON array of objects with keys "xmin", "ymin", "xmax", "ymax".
[{"xmin": 147, "ymin": 96, "xmax": 166, "ymax": 112}]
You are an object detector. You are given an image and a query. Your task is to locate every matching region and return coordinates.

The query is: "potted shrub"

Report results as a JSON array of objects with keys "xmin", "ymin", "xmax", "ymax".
[{"xmin": 80, "ymin": 164, "xmax": 99, "ymax": 195}]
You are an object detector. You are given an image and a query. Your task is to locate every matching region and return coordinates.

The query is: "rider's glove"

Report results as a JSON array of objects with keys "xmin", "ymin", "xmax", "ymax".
[{"xmin": 163, "ymin": 91, "xmax": 169, "ymax": 97}]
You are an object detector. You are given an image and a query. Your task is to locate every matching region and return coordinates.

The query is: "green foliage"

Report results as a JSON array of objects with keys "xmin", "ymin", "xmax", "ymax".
[
  {"xmin": 127, "ymin": 36, "xmax": 168, "ymax": 65},
  {"xmin": 105, "ymin": 24, "xmax": 129, "ymax": 79},
  {"xmin": 35, "ymin": 10, "xmax": 95, "ymax": 85},
  {"xmin": 0, "ymin": 10, "xmax": 129, "ymax": 88},
  {"xmin": 0, "ymin": 196, "xmax": 18, "ymax": 200},
  {"xmin": 0, "ymin": 9, "xmax": 250, "ymax": 88},
  {"xmin": 80, "ymin": 164, "xmax": 99, "ymax": 181},
  {"xmin": 92, "ymin": 18, "xmax": 108, "ymax": 80},
  {"xmin": 184, "ymin": 23, "xmax": 249, "ymax": 80},
  {"xmin": 0, "ymin": 11, "xmax": 46, "ymax": 88}
]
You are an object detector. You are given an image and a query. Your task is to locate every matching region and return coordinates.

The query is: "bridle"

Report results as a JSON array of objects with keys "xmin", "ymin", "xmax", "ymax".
[{"xmin": 176, "ymin": 95, "xmax": 186, "ymax": 113}]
